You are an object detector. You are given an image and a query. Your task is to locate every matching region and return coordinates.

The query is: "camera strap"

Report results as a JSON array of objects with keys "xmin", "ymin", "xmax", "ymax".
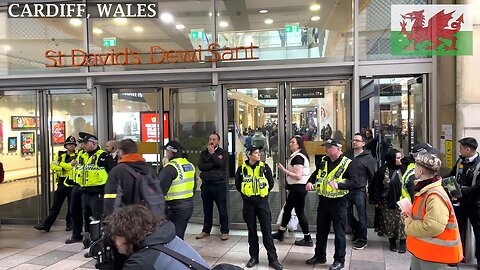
[{"xmin": 147, "ymin": 244, "xmax": 210, "ymax": 270}]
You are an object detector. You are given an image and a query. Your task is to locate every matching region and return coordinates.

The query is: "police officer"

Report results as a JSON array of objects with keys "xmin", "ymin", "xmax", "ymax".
[
  {"xmin": 305, "ymin": 139, "xmax": 357, "ymax": 270},
  {"xmin": 158, "ymin": 141, "xmax": 195, "ymax": 240},
  {"xmin": 235, "ymin": 145, "xmax": 283, "ymax": 270},
  {"xmin": 66, "ymin": 132, "xmax": 88, "ymax": 244},
  {"xmin": 450, "ymin": 137, "xmax": 480, "ymax": 268},
  {"xmin": 66, "ymin": 133, "xmax": 114, "ymax": 244},
  {"xmin": 35, "ymin": 135, "xmax": 77, "ymax": 232}
]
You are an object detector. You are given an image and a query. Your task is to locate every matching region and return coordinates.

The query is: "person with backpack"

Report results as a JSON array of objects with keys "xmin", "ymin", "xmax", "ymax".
[{"xmin": 252, "ymin": 128, "xmax": 268, "ymax": 162}]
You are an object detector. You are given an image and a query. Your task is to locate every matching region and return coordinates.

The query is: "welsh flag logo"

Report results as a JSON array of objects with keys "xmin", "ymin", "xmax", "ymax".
[{"xmin": 391, "ymin": 5, "xmax": 473, "ymax": 56}]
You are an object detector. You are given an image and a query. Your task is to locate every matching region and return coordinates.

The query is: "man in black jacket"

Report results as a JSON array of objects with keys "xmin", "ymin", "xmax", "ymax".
[
  {"xmin": 450, "ymin": 137, "xmax": 480, "ymax": 269},
  {"xmin": 196, "ymin": 132, "xmax": 229, "ymax": 240},
  {"xmin": 344, "ymin": 133, "xmax": 376, "ymax": 250}
]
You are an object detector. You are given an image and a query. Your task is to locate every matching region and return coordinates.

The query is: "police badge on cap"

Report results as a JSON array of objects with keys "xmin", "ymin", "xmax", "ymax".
[{"xmin": 64, "ymin": 136, "xmax": 77, "ymax": 148}]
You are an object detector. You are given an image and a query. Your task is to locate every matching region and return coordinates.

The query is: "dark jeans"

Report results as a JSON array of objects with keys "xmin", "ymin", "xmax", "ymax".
[
  {"xmin": 454, "ymin": 202, "xmax": 480, "ymax": 259},
  {"xmin": 201, "ymin": 182, "xmax": 229, "ymax": 234},
  {"xmin": 347, "ymin": 189, "xmax": 368, "ymax": 243},
  {"xmin": 167, "ymin": 203, "xmax": 193, "ymax": 240},
  {"xmin": 281, "ymin": 188, "xmax": 309, "ymax": 234},
  {"xmin": 81, "ymin": 192, "xmax": 103, "ymax": 221},
  {"xmin": 315, "ymin": 196, "xmax": 347, "ymax": 262},
  {"xmin": 242, "ymin": 197, "xmax": 278, "ymax": 263},
  {"xmin": 43, "ymin": 184, "xmax": 72, "ymax": 230}
]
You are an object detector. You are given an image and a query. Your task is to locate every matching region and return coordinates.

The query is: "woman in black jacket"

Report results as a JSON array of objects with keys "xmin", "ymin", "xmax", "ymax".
[{"xmin": 371, "ymin": 149, "xmax": 407, "ymax": 253}]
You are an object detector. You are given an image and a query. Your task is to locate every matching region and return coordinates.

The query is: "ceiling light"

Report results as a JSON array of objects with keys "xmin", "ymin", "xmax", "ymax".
[
  {"xmin": 160, "ymin": 13, "xmax": 174, "ymax": 23},
  {"xmin": 219, "ymin": 21, "xmax": 229, "ymax": 27},
  {"xmin": 3, "ymin": 45, "xmax": 11, "ymax": 51},
  {"xmin": 259, "ymin": 9, "xmax": 268, "ymax": 14},
  {"xmin": 92, "ymin": 27, "xmax": 103, "ymax": 34},
  {"xmin": 310, "ymin": 4, "xmax": 321, "ymax": 11},
  {"xmin": 133, "ymin": 26, "xmax": 144, "ymax": 32},
  {"xmin": 175, "ymin": 24, "xmax": 185, "ymax": 30},
  {"xmin": 264, "ymin": 18, "xmax": 273, "ymax": 24},
  {"xmin": 311, "ymin": 16, "xmax": 320, "ymax": 21},
  {"xmin": 69, "ymin": 18, "xmax": 82, "ymax": 26},
  {"xmin": 114, "ymin": 18, "xmax": 127, "ymax": 25},
  {"xmin": 209, "ymin": 12, "xmax": 212, "ymax": 17}
]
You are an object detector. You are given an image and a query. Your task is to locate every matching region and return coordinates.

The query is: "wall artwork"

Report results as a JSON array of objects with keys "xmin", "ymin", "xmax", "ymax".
[
  {"xmin": 20, "ymin": 132, "xmax": 35, "ymax": 154},
  {"xmin": 8, "ymin": 137, "xmax": 17, "ymax": 151},
  {"xmin": 52, "ymin": 121, "xmax": 66, "ymax": 144},
  {"xmin": 11, "ymin": 116, "xmax": 38, "ymax": 130}
]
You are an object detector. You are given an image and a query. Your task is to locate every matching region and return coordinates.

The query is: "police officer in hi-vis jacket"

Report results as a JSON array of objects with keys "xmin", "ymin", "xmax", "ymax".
[
  {"xmin": 305, "ymin": 139, "xmax": 357, "ymax": 270},
  {"xmin": 235, "ymin": 145, "xmax": 283, "ymax": 270},
  {"xmin": 35, "ymin": 135, "xmax": 77, "ymax": 232}
]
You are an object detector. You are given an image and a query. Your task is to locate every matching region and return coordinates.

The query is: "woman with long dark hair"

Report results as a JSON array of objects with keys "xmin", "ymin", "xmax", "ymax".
[{"xmin": 272, "ymin": 136, "xmax": 312, "ymax": 246}]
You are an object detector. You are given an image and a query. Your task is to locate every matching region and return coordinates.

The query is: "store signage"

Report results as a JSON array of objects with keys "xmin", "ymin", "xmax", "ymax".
[
  {"xmin": 44, "ymin": 42, "xmax": 258, "ymax": 67},
  {"xmin": 140, "ymin": 112, "xmax": 169, "ymax": 142},
  {"xmin": 103, "ymin": 37, "xmax": 117, "ymax": 47},
  {"xmin": 118, "ymin": 93, "xmax": 146, "ymax": 102},
  {"xmin": 379, "ymin": 84, "xmax": 402, "ymax": 96},
  {"xmin": 258, "ymin": 88, "xmax": 324, "ymax": 100},
  {"xmin": 264, "ymin": 107, "xmax": 277, "ymax": 113}
]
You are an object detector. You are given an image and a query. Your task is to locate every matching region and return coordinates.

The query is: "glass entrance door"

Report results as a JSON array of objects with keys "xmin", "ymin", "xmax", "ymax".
[
  {"xmin": 360, "ymin": 75, "xmax": 427, "ymax": 163},
  {"xmin": 169, "ymin": 86, "xmax": 220, "ymax": 222},
  {"xmin": 0, "ymin": 91, "xmax": 41, "ymax": 222}
]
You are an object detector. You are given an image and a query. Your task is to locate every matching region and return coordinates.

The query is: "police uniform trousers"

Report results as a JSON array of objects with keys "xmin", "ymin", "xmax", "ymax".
[
  {"xmin": 81, "ymin": 191, "xmax": 103, "ymax": 222},
  {"xmin": 454, "ymin": 203, "xmax": 480, "ymax": 260},
  {"xmin": 166, "ymin": 200, "xmax": 193, "ymax": 240},
  {"xmin": 315, "ymin": 195, "xmax": 347, "ymax": 262},
  {"xmin": 69, "ymin": 185, "xmax": 85, "ymax": 240},
  {"xmin": 43, "ymin": 179, "xmax": 72, "ymax": 229},
  {"xmin": 242, "ymin": 196, "xmax": 278, "ymax": 263}
]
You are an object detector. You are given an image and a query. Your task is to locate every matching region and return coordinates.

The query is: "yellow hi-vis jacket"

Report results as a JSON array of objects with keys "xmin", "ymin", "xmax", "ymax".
[
  {"xmin": 164, "ymin": 158, "xmax": 195, "ymax": 201},
  {"xmin": 240, "ymin": 161, "xmax": 269, "ymax": 197},
  {"xmin": 76, "ymin": 149, "xmax": 108, "ymax": 187},
  {"xmin": 50, "ymin": 151, "xmax": 77, "ymax": 187},
  {"xmin": 315, "ymin": 156, "xmax": 351, "ymax": 198},
  {"xmin": 400, "ymin": 163, "xmax": 415, "ymax": 202}
]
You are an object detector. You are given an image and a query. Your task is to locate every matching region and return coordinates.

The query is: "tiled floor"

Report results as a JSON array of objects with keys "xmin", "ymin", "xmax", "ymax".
[{"xmin": 0, "ymin": 223, "xmax": 476, "ymax": 270}]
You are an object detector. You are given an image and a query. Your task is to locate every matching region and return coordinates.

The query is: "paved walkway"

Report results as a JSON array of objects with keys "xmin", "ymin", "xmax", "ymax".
[{"xmin": 0, "ymin": 224, "xmax": 476, "ymax": 270}]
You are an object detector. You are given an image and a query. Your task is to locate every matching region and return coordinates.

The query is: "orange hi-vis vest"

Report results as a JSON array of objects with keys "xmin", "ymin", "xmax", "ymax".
[{"xmin": 407, "ymin": 186, "xmax": 463, "ymax": 264}]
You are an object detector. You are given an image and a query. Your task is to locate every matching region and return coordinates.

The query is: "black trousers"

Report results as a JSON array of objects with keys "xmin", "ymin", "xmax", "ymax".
[
  {"xmin": 70, "ymin": 185, "xmax": 84, "ymax": 239},
  {"xmin": 43, "ymin": 183, "xmax": 72, "ymax": 230},
  {"xmin": 81, "ymin": 192, "xmax": 103, "ymax": 224},
  {"xmin": 242, "ymin": 196, "xmax": 278, "ymax": 263},
  {"xmin": 315, "ymin": 195, "xmax": 347, "ymax": 262},
  {"xmin": 200, "ymin": 182, "xmax": 229, "ymax": 234},
  {"xmin": 166, "ymin": 202, "xmax": 193, "ymax": 240},
  {"xmin": 281, "ymin": 189, "xmax": 310, "ymax": 234},
  {"xmin": 346, "ymin": 189, "xmax": 368, "ymax": 243},
  {"xmin": 454, "ymin": 202, "xmax": 480, "ymax": 259}
]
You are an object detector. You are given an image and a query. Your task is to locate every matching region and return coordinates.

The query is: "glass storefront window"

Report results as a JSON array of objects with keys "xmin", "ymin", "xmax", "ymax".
[
  {"xmin": 358, "ymin": 0, "xmax": 429, "ymax": 61},
  {"xmin": 89, "ymin": 1, "xmax": 213, "ymax": 71},
  {"xmin": 0, "ymin": 93, "xmax": 41, "ymax": 220},
  {"xmin": 216, "ymin": 1, "xmax": 353, "ymax": 66},
  {"xmin": 0, "ymin": 10, "xmax": 85, "ymax": 75}
]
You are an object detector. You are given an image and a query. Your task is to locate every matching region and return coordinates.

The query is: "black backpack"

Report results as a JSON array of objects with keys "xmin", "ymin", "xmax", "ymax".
[{"xmin": 117, "ymin": 163, "xmax": 165, "ymax": 217}]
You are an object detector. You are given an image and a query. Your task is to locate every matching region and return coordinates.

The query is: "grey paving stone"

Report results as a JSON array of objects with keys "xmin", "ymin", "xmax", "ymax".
[
  {"xmin": 350, "ymin": 259, "xmax": 384, "ymax": 270},
  {"xmin": 26, "ymin": 250, "xmax": 75, "ymax": 266}
]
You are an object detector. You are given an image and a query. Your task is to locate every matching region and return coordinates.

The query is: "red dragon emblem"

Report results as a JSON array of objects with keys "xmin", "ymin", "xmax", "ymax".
[{"xmin": 400, "ymin": 9, "xmax": 464, "ymax": 51}]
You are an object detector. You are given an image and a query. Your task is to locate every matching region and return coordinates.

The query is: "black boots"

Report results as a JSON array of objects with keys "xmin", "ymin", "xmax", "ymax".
[
  {"xmin": 272, "ymin": 229, "xmax": 285, "ymax": 241},
  {"xmin": 388, "ymin": 238, "xmax": 397, "ymax": 252},
  {"xmin": 295, "ymin": 234, "xmax": 313, "ymax": 247},
  {"xmin": 398, "ymin": 239, "xmax": 406, "ymax": 253}
]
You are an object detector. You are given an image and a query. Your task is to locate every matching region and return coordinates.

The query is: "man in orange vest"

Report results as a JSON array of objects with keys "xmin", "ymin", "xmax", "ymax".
[{"xmin": 403, "ymin": 153, "xmax": 463, "ymax": 269}]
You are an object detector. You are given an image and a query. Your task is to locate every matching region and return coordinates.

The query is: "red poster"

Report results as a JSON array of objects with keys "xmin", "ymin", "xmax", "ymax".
[
  {"xmin": 52, "ymin": 121, "xmax": 66, "ymax": 144},
  {"xmin": 140, "ymin": 112, "xmax": 169, "ymax": 142}
]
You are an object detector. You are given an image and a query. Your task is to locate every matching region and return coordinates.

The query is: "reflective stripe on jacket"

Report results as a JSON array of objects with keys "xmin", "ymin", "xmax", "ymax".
[
  {"xmin": 315, "ymin": 156, "xmax": 351, "ymax": 198},
  {"xmin": 77, "ymin": 150, "xmax": 108, "ymax": 187},
  {"xmin": 241, "ymin": 161, "xmax": 269, "ymax": 197},
  {"xmin": 400, "ymin": 163, "xmax": 415, "ymax": 202},
  {"xmin": 164, "ymin": 158, "xmax": 195, "ymax": 201},
  {"xmin": 407, "ymin": 185, "xmax": 463, "ymax": 264}
]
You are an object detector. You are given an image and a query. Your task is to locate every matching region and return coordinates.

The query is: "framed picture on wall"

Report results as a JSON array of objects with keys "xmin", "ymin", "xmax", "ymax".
[
  {"xmin": 8, "ymin": 137, "xmax": 17, "ymax": 151},
  {"xmin": 52, "ymin": 121, "xmax": 66, "ymax": 144},
  {"xmin": 11, "ymin": 116, "xmax": 38, "ymax": 130},
  {"xmin": 20, "ymin": 132, "xmax": 35, "ymax": 154}
]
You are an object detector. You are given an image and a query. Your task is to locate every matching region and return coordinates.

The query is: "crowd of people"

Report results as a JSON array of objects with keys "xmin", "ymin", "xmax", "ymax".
[{"xmin": 31, "ymin": 127, "xmax": 480, "ymax": 270}]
